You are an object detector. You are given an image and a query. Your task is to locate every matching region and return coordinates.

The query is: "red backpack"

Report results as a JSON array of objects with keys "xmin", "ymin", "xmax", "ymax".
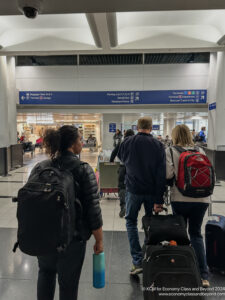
[{"xmin": 170, "ymin": 146, "xmax": 215, "ymax": 198}]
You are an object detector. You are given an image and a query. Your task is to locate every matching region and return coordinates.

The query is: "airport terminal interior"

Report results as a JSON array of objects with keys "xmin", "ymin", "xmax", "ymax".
[{"xmin": 1, "ymin": 1, "xmax": 225, "ymax": 300}]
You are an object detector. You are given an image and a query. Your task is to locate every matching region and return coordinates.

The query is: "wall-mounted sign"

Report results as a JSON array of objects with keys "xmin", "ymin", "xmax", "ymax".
[
  {"xmin": 152, "ymin": 125, "xmax": 160, "ymax": 131},
  {"xmin": 209, "ymin": 102, "xmax": 216, "ymax": 111},
  {"xmin": 19, "ymin": 90, "xmax": 207, "ymax": 105},
  {"xmin": 109, "ymin": 123, "xmax": 116, "ymax": 133}
]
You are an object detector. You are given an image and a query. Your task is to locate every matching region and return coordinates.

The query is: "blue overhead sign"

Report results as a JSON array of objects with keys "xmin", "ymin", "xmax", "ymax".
[
  {"xmin": 209, "ymin": 102, "xmax": 216, "ymax": 111},
  {"xmin": 19, "ymin": 90, "xmax": 207, "ymax": 105},
  {"xmin": 109, "ymin": 123, "xmax": 116, "ymax": 133},
  {"xmin": 152, "ymin": 125, "xmax": 160, "ymax": 131}
]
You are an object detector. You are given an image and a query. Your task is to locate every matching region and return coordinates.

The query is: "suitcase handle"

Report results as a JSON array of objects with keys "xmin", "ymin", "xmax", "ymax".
[{"xmin": 153, "ymin": 207, "xmax": 168, "ymax": 215}]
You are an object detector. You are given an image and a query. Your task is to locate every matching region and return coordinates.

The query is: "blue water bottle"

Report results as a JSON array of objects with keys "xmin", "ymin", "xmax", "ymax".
[{"xmin": 93, "ymin": 252, "xmax": 105, "ymax": 289}]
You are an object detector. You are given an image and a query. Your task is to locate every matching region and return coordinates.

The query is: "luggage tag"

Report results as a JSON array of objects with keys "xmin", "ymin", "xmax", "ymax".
[{"xmin": 208, "ymin": 215, "xmax": 221, "ymax": 223}]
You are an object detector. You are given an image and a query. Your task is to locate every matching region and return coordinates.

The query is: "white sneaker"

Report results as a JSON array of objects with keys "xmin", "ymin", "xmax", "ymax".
[
  {"xmin": 130, "ymin": 264, "xmax": 143, "ymax": 276},
  {"xmin": 202, "ymin": 279, "xmax": 210, "ymax": 288}
]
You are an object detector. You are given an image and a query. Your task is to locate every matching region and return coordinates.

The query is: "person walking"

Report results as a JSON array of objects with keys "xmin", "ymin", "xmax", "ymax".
[
  {"xmin": 113, "ymin": 129, "xmax": 123, "ymax": 147},
  {"xmin": 37, "ymin": 125, "xmax": 103, "ymax": 300},
  {"xmin": 110, "ymin": 129, "xmax": 135, "ymax": 218},
  {"xmin": 118, "ymin": 117, "xmax": 166, "ymax": 275},
  {"xmin": 166, "ymin": 124, "xmax": 210, "ymax": 288},
  {"xmin": 199, "ymin": 126, "xmax": 207, "ymax": 143}
]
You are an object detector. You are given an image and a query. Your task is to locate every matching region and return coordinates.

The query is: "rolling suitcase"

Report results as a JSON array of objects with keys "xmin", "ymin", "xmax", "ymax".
[
  {"xmin": 142, "ymin": 213, "xmax": 190, "ymax": 246},
  {"xmin": 205, "ymin": 215, "xmax": 225, "ymax": 274},
  {"xmin": 143, "ymin": 245, "xmax": 203, "ymax": 300}
]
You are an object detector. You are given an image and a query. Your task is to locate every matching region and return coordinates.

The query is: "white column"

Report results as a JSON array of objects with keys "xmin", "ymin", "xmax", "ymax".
[
  {"xmin": 0, "ymin": 56, "xmax": 10, "ymax": 148},
  {"xmin": 7, "ymin": 57, "xmax": 17, "ymax": 145},
  {"xmin": 163, "ymin": 118, "xmax": 176, "ymax": 138},
  {"xmin": 102, "ymin": 113, "xmax": 122, "ymax": 149},
  {"xmin": 207, "ymin": 53, "xmax": 217, "ymax": 150},
  {"xmin": 207, "ymin": 52, "xmax": 225, "ymax": 150}
]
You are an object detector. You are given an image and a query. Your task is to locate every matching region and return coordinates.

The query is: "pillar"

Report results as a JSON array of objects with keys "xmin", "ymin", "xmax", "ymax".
[
  {"xmin": 163, "ymin": 118, "xmax": 176, "ymax": 138},
  {"xmin": 0, "ymin": 56, "xmax": 10, "ymax": 148},
  {"xmin": 0, "ymin": 56, "xmax": 18, "ymax": 175},
  {"xmin": 102, "ymin": 114, "xmax": 122, "ymax": 149},
  {"xmin": 7, "ymin": 57, "xmax": 17, "ymax": 145},
  {"xmin": 207, "ymin": 52, "xmax": 225, "ymax": 150}
]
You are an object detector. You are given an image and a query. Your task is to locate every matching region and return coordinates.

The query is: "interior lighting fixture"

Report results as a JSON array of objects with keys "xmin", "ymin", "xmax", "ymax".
[{"xmin": 191, "ymin": 116, "xmax": 202, "ymax": 120}]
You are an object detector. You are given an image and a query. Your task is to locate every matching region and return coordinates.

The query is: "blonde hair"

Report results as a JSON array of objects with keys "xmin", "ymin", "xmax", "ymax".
[
  {"xmin": 137, "ymin": 117, "xmax": 152, "ymax": 130},
  {"xmin": 172, "ymin": 124, "xmax": 194, "ymax": 147}
]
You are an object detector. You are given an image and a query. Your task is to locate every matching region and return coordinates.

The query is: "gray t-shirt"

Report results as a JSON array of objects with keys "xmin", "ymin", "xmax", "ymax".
[{"xmin": 166, "ymin": 146, "xmax": 210, "ymax": 203}]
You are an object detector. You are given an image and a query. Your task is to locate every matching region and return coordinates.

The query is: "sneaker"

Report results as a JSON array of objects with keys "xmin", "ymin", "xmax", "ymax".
[
  {"xmin": 119, "ymin": 207, "xmax": 126, "ymax": 218},
  {"xmin": 202, "ymin": 279, "xmax": 210, "ymax": 288},
  {"xmin": 130, "ymin": 264, "xmax": 143, "ymax": 276}
]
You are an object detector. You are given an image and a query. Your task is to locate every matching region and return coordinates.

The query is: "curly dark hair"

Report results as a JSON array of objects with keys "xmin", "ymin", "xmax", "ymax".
[
  {"xmin": 43, "ymin": 125, "xmax": 79, "ymax": 159},
  {"xmin": 125, "ymin": 129, "xmax": 135, "ymax": 138}
]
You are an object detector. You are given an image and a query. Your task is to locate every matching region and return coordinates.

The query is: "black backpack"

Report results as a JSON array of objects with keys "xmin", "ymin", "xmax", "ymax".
[{"xmin": 13, "ymin": 159, "xmax": 77, "ymax": 256}]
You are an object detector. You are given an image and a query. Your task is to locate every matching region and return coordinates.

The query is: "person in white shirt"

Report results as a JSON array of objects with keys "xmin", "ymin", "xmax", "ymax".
[{"xmin": 166, "ymin": 124, "xmax": 210, "ymax": 288}]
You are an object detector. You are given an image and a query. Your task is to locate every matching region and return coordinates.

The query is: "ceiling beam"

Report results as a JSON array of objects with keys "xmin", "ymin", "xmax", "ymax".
[
  {"xmin": 86, "ymin": 14, "xmax": 102, "ymax": 48},
  {"xmin": 1, "ymin": 46, "xmax": 225, "ymax": 56},
  {"xmin": 106, "ymin": 13, "xmax": 118, "ymax": 48},
  {"xmin": 17, "ymin": 104, "xmax": 208, "ymax": 114},
  {"xmin": 2, "ymin": 0, "xmax": 225, "ymax": 15},
  {"xmin": 86, "ymin": 13, "xmax": 118, "ymax": 50},
  {"xmin": 91, "ymin": 13, "xmax": 111, "ymax": 51}
]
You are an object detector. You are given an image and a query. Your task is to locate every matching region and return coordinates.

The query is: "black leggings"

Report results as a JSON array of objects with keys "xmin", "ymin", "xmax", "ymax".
[{"xmin": 37, "ymin": 239, "xmax": 86, "ymax": 300}]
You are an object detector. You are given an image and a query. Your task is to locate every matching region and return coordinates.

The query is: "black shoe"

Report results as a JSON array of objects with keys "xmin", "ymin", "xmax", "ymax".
[{"xmin": 119, "ymin": 207, "xmax": 126, "ymax": 218}]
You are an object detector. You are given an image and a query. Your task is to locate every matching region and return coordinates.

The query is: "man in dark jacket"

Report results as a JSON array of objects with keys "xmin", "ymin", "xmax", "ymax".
[
  {"xmin": 118, "ymin": 117, "xmax": 166, "ymax": 275},
  {"xmin": 110, "ymin": 129, "xmax": 135, "ymax": 218}
]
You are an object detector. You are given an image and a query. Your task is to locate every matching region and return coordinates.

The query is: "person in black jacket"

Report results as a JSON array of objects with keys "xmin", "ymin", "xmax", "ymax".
[
  {"xmin": 38, "ymin": 125, "xmax": 103, "ymax": 300},
  {"xmin": 113, "ymin": 129, "xmax": 123, "ymax": 147},
  {"xmin": 110, "ymin": 129, "xmax": 135, "ymax": 218},
  {"xmin": 118, "ymin": 117, "xmax": 166, "ymax": 276}
]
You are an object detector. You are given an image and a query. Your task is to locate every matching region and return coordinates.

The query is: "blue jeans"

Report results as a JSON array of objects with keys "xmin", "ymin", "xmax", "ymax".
[
  {"xmin": 171, "ymin": 202, "xmax": 209, "ymax": 280},
  {"xmin": 125, "ymin": 191, "xmax": 154, "ymax": 266}
]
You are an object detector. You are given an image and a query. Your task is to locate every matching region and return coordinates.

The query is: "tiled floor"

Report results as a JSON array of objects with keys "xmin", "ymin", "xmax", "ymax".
[{"xmin": 0, "ymin": 151, "xmax": 225, "ymax": 299}]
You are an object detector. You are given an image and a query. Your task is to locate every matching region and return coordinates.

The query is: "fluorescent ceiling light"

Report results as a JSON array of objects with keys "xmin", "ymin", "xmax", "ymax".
[{"xmin": 192, "ymin": 116, "xmax": 202, "ymax": 120}]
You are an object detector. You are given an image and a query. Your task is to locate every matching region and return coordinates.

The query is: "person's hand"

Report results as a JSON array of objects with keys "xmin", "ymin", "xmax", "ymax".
[
  {"xmin": 94, "ymin": 240, "xmax": 104, "ymax": 255},
  {"xmin": 154, "ymin": 204, "xmax": 164, "ymax": 213}
]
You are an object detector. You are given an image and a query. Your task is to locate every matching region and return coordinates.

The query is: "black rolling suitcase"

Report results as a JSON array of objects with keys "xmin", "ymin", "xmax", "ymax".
[
  {"xmin": 142, "ymin": 212, "xmax": 190, "ymax": 245},
  {"xmin": 205, "ymin": 215, "xmax": 225, "ymax": 274},
  {"xmin": 143, "ymin": 245, "xmax": 203, "ymax": 300}
]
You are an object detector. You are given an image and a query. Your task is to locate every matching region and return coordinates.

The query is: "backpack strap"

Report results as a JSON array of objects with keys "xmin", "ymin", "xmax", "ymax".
[
  {"xmin": 169, "ymin": 147, "xmax": 175, "ymax": 166},
  {"xmin": 12, "ymin": 241, "xmax": 19, "ymax": 253},
  {"xmin": 173, "ymin": 145, "xmax": 186, "ymax": 154},
  {"xmin": 194, "ymin": 146, "xmax": 200, "ymax": 152},
  {"xmin": 173, "ymin": 145, "xmax": 199, "ymax": 154},
  {"xmin": 167, "ymin": 147, "xmax": 176, "ymax": 186}
]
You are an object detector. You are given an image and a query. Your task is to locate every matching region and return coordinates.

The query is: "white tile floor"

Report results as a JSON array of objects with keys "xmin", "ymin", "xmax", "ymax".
[{"xmin": 0, "ymin": 151, "xmax": 225, "ymax": 232}]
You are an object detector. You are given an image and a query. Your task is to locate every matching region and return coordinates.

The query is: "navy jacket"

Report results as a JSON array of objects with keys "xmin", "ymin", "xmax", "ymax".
[{"xmin": 118, "ymin": 132, "xmax": 166, "ymax": 204}]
